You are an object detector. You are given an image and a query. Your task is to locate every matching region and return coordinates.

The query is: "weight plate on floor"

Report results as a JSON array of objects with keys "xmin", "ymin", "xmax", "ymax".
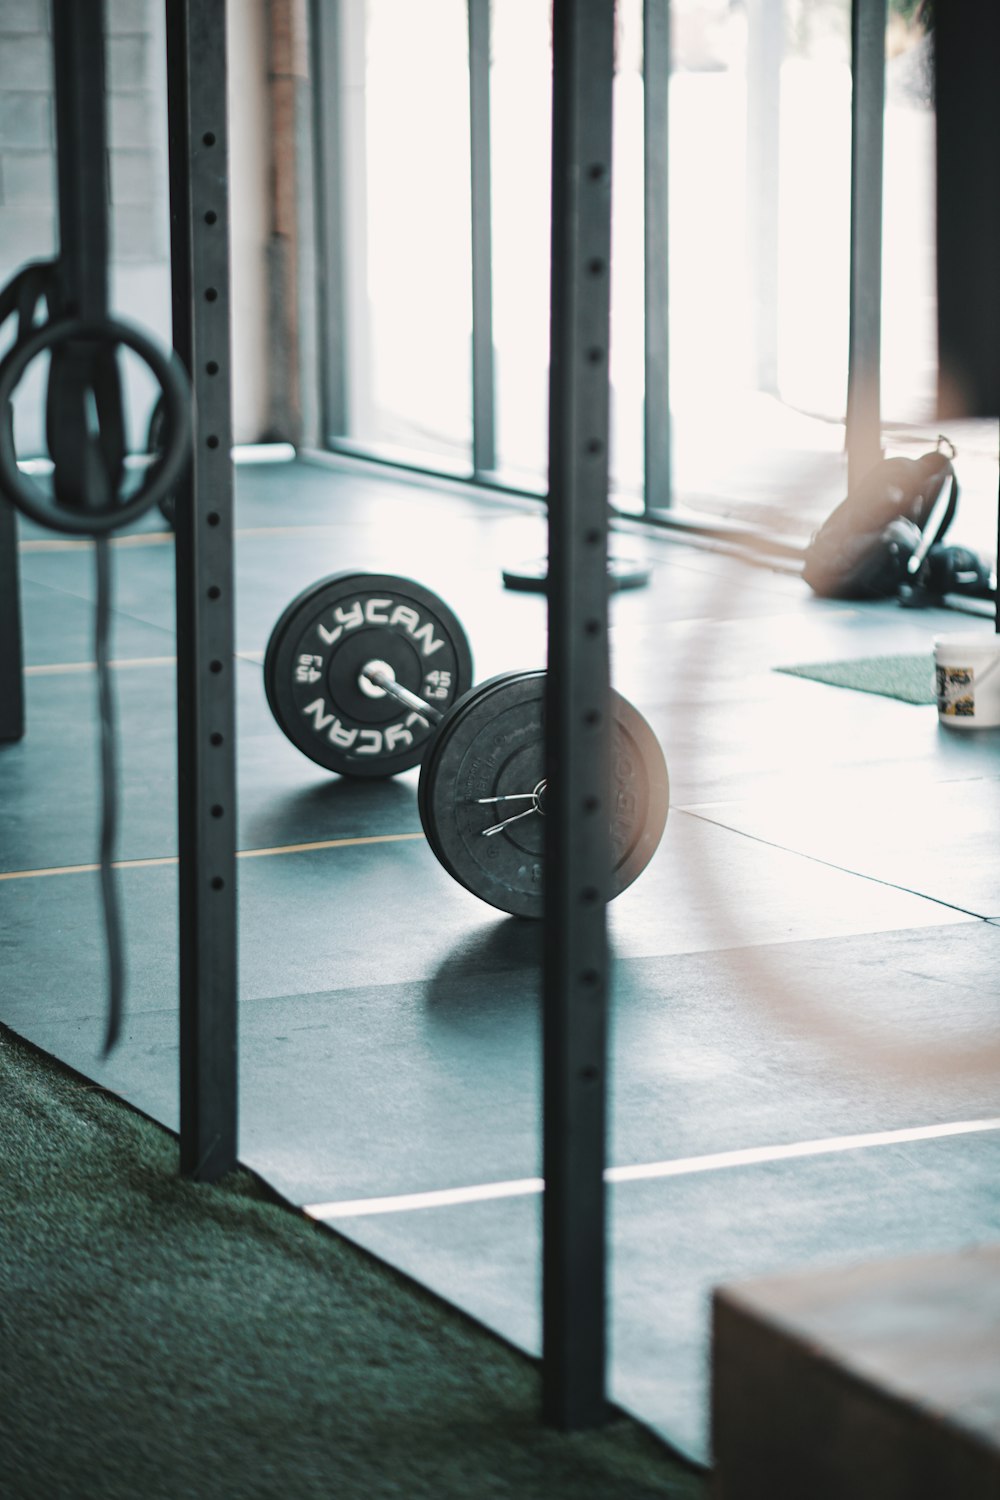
[
  {"xmin": 418, "ymin": 669, "xmax": 669, "ymax": 917},
  {"xmin": 264, "ymin": 572, "xmax": 474, "ymax": 777},
  {"xmin": 501, "ymin": 556, "xmax": 652, "ymax": 593}
]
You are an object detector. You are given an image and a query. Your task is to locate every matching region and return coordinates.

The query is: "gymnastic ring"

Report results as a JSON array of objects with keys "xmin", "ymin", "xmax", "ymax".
[{"xmin": 0, "ymin": 314, "xmax": 191, "ymax": 536}]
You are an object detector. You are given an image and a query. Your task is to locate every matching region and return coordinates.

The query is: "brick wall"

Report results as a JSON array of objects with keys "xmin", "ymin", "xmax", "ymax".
[
  {"xmin": 106, "ymin": 0, "xmax": 169, "ymax": 266},
  {"xmin": 0, "ymin": 0, "xmax": 169, "ymax": 275},
  {"xmin": 0, "ymin": 0, "xmax": 275, "ymax": 449},
  {"xmin": 0, "ymin": 0, "xmax": 172, "ymax": 449},
  {"xmin": 0, "ymin": 0, "xmax": 57, "ymax": 274}
]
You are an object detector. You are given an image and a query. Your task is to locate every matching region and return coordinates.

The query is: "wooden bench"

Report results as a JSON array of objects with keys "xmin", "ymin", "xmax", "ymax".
[{"xmin": 711, "ymin": 1243, "xmax": 1000, "ymax": 1498}]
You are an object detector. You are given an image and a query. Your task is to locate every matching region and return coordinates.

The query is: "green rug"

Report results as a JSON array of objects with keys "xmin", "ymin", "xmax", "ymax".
[
  {"xmin": 0, "ymin": 1024, "xmax": 703, "ymax": 1500},
  {"xmin": 775, "ymin": 653, "xmax": 936, "ymax": 705}
]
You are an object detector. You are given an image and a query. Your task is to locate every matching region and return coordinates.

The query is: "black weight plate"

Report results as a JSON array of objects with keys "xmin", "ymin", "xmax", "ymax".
[
  {"xmin": 416, "ymin": 671, "xmax": 524, "ymax": 880},
  {"xmin": 264, "ymin": 572, "xmax": 474, "ymax": 777},
  {"xmin": 418, "ymin": 669, "xmax": 669, "ymax": 918}
]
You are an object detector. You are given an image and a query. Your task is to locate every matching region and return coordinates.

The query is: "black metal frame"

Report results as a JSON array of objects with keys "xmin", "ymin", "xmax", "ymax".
[
  {"xmin": 0, "ymin": 3, "xmax": 238, "ymax": 1171},
  {"xmin": 165, "ymin": 1, "xmax": 239, "ymax": 1181},
  {"xmin": 52, "ymin": 0, "xmax": 109, "ymax": 322},
  {"xmin": 543, "ymin": 0, "xmax": 615, "ymax": 1431}
]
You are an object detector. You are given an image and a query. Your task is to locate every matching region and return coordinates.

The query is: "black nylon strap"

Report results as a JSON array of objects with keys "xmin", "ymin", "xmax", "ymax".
[
  {"xmin": 94, "ymin": 535, "xmax": 125, "ymax": 1056},
  {"xmin": 45, "ymin": 337, "xmax": 126, "ymax": 515},
  {"xmin": 0, "ymin": 260, "xmax": 63, "ymax": 342}
]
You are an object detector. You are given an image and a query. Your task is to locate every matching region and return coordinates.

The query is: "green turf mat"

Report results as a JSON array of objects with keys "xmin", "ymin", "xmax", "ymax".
[
  {"xmin": 775, "ymin": 653, "xmax": 936, "ymax": 704},
  {"xmin": 0, "ymin": 1025, "xmax": 703, "ymax": 1500}
]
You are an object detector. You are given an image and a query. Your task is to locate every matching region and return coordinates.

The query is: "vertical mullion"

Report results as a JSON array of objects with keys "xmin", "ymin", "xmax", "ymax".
[
  {"xmin": 165, "ymin": 0, "xmax": 238, "ymax": 1182},
  {"xmin": 468, "ymin": 0, "xmax": 496, "ymax": 476},
  {"xmin": 846, "ymin": 0, "xmax": 886, "ymax": 487},
  {"xmin": 745, "ymin": 0, "xmax": 782, "ymax": 396},
  {"xmin": 642, "ymin": 0, "xmax": 671, "ymax": 512},
  {"xmin": 311, "ymin": 0, "xmax": 348, "ymax": 440},
  {"xmin": 543, "ymin": 0, "xmax": 615, "ymax": 1431}
]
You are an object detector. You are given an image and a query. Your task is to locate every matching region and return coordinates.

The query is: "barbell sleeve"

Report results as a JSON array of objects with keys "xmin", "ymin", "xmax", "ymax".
[{"xmin": 361, "ymin": 665, "xmax": 444, "ymax": 725}]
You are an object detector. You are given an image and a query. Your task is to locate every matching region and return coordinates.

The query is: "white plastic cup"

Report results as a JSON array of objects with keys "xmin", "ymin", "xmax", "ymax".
[{"xmin": 933, "ymin": 632, "xmax": 1000, "ymax": 729}]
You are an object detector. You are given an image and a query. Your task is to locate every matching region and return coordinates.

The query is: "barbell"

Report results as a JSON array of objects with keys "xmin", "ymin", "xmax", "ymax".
[{"xmin": 264, "ymin": 572, "xmax": 669, "ymax": 917}]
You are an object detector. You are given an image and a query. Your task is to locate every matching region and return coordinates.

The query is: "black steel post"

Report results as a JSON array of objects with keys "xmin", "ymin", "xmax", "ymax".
[
  {"xmin": 51, "ymin": 0, "xmax": 109, "ymax": 320},
  {"xmin": 543, "ymin": 0, "xmax": 615, "ymax": 1431},
  {"xmin": 468, "ymin": 0, "xmax": 496, "ymax": 476},
  {"xmin": 642, "ymin": 0, "xmax": 671, "ymax": 513},
  {"xmin": 165, "ymin": 1, "xmax": 239, "ymax": 1181},
  {"xmin": 935, "ymin": 0, "xmax": 1000, "ymax": 424},
  {"xmin": 933, "ymin": 0, "xmax": 1000, "ymax": 633},
  {"xmin": 846, "ymin": 0, "xmax": 886, "ymax": 488}
]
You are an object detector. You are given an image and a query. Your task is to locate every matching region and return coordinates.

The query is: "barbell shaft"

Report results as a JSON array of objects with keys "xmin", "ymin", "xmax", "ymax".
[{"xmin": 361, "ymin": 665, "xmax": 444, "ymax": 726}]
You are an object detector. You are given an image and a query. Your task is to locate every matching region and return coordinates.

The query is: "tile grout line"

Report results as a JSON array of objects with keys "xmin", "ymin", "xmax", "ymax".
[
  {"xmin": 303, "ymin": 1116, "xmax": 1000, "ymax": 1221},
  {"xmin": 675, "ymin": 806, "xmax": 993, "ymax": 924},
  {"xmin": 25, "ymin": 651, "xmax": 265, "ymax": 675},
  {"xmin": 19, "ymin": 521, "xmax": 518, "ymax": 553},
  {"xmin": 19, "ymin": 532, "xmax": 175, "ymax": 552},
  {"xmin": 14, "ymin": 571, "xmax": 183, "ymax": 646},
  {"xmin": 0, "ymin": 832, "xmax": 425, "ymax": 882},
  {"xmin": 26, "ymin": 657, "xmax": 179, "ymax": 676}
]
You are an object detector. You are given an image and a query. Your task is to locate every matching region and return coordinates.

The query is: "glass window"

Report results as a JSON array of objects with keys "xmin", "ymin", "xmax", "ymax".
[
  {"xmin": 489, "ymin": 0, "xmax": 552, "ymax": 488},
  {"xmin": 489, "ymin": 0, "xmax": 646, "ymax": 499},
  {"xmin": 321, "ymin": 0, "xmax": 942, "ymax": 546},
  {"xmin": 881, "ymin": 7, "xmax": 936, "ymax": 425},
  {"xmin": 339, "ymin": 0, "xmax": 474, "ymax": 466}
]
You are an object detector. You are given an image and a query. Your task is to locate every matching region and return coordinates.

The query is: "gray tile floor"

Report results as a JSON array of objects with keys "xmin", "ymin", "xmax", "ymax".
[{"xmin": 3, "ymin": 457, "xmax": 999, "ymax": 1464}]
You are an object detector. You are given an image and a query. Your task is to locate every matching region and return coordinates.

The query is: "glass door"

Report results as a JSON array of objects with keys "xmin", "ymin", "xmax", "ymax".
[{"xmin": 332, "ymin": 0, "xmax": 475, "ymax": 470}]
